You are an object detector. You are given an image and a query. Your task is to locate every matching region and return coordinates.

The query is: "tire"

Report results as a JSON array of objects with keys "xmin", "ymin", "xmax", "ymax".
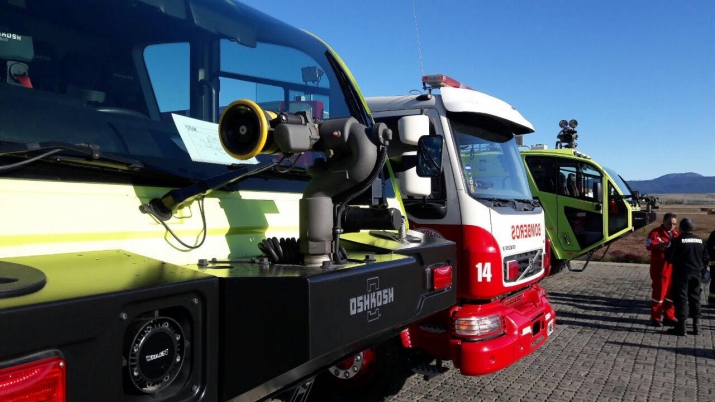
[
  {"xmin": 310, "ymin": 337, "xmax": 410, "ymax": 402},
  {"xmin": 549, "ymin": 255, "xmax": 568, "ymax": 276}
]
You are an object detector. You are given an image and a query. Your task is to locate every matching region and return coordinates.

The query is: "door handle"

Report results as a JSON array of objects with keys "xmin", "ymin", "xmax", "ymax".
[{"xmin": 594, "ymin": 203, "xmax": 602, "ymax": 211}]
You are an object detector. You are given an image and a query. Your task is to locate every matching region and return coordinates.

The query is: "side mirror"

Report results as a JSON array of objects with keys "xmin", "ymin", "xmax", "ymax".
[
  {"xmin": 398, "ymin": 115, "xmax": 430, "ymax": 145},
  {"xmin": 416, "ymin": 135, "xmax": 444, "ymax": 177},
  {"xmin": 593, "ymin": 182, "xmax": 603, "ymax": 204},
  {"xmin": 631, "ymin": 190, "xmax": 640, "ymax": 200}
]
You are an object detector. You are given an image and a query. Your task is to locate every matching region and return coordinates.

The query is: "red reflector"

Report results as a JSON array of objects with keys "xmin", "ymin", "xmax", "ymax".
[
  {"xmin": 431, "ymin": 265, "xmax": 453, "ymax": 290},
  {"xmin": 507, "ymin": 260, "xmax": 520, "ymax": 281},
  {"xmin": 0, "ymin": 357, "xmax": 66, "ymax": 402},
  {"xmin": 544, "ymin": 238, "xmax": 552, "ymax": 272}
]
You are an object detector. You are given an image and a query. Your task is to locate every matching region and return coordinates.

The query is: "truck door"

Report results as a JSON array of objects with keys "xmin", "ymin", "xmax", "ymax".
[
  {"xmin": 373, "ymin": 109, "xmax": 462, "ymax": 230},
  {"xmin": 607, "ymin": 182, "xmax": 630, "ymax": 237},
  {"xmin": 554, "ymin": 159, "xmax": 605, "ymax": 252}
]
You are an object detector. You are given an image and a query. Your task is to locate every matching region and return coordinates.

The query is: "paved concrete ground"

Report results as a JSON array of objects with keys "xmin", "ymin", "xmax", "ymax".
[{"xmin": 387, "ymin": 261, "xmax": 715, "ymax": 402}]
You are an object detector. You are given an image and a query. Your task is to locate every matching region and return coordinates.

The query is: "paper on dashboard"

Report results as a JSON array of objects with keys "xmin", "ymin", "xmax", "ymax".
[{"xmin": 172, "ymin": 114, "xmax": 259, "ymax": 165}]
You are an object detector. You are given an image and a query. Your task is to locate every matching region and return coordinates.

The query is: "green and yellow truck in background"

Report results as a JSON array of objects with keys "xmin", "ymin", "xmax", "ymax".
[{"xmin": 519, "ymin": 120, "xmax": 657, "ymax": 273}]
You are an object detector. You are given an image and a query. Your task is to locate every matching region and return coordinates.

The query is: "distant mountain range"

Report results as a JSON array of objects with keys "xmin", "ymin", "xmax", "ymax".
[{"xmin": 627, "ymin": 173, "xmax": 715, "ymax": 194}]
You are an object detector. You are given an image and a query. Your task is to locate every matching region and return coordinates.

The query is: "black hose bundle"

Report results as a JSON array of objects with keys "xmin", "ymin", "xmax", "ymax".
[{"xmin": 257, "ymin": 237, "xmax": 302, "ymax": 264}]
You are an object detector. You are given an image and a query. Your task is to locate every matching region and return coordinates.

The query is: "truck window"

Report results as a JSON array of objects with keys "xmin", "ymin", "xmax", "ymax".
[
  {"xmin": 145, "ymin": 43, "xmax": 190, "ymax": 115},
  {"xmin": 375, "ymin": 114, "xmax": 445, "ymax": 201},
  {"xmin": 608, "ymin": 182, "xmax": 629, "ymax": 235},
  {"xmin": 1, "ymin": 1, "xmax": 355, "ymax": 191},
  {"xmin": 603, "ymin": 166, "xmax": 634, "ymax": 198},
  {"xmin": 524, "ymin": 156, "xmax": 557, "ymax": 193},
  {"xmin": 449, "ymin": 112, "xmax": 532, "ymax": 200},
  {"xmin": 558, "ymin": 160, "xmax": 602, "ymax": 200},
  {"xmin": 219, "ymin": 41, "xmax": 332, "ymax": 121}
]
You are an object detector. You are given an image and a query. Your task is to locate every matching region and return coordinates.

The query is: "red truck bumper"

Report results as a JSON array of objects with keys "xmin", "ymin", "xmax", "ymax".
[{"xmin": 451, "ymin": 285, "xmax": 555, "ymax": 376}]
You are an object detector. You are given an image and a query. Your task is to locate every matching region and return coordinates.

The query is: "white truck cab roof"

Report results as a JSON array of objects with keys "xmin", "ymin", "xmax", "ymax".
[{"xmin": 368, "ymin": 86, "xmax": 534, "ymax": 135}]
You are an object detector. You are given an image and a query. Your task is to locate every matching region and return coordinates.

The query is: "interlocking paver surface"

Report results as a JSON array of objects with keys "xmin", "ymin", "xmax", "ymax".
[{"xmin": 388, "ymin": 261, "xmax": 715, "ymax": 402}]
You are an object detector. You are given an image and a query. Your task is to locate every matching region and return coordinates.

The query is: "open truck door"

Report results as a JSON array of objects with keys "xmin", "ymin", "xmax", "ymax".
[{"xmin": 521, "ymin": 121, "xmax": 657, "ymax": 273}]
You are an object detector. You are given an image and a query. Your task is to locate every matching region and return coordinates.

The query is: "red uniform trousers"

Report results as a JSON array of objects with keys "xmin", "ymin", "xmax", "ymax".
[
  {"xmin": 650, "ymin": 262, "xmax": 676, "ymax": 322},
  {"xmin": 646, "ymin": 225, "xmax": 678, "ymax": 322}
]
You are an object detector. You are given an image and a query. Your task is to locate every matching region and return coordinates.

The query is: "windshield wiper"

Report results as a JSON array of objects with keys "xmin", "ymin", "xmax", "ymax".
[
  {"xmin": 476, "ymin": 197, "xmax": 540, "ymax": 211},
  {"xmin": 514, "ymin": 198, "xmax": 541, "ymax": 208},
  {"xmin": 0, "ymin": 141, "xmax": 144, "ymax": 173},
  {"xmin": 476, "ymin": 197, "xmax": 512, "ymax": 207},
  {"xmin": 0, "ymin": 140, "xmax": 204, "ymax": 185},
  {"xmin": 140, "ymin": 161, "xmax": 280, "ymax": 221}
]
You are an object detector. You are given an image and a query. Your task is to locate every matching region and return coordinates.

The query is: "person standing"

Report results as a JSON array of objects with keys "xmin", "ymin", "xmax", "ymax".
[
  {"xmin": 707, "ymin": 228, "xmax": 715, "ymax": 305},
  {"xmin": 645, "ymin": 213, "xmax": 679, "ymax": 327},
  {"xmin": 665, "ymin": 218, "xmax": 709, "ymax": 336}
]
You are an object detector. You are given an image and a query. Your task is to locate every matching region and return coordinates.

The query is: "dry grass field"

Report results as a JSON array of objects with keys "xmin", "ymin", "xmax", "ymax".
[{"xmin": 581, "ymin": 194, "xmax": 715, "ymax": 264}]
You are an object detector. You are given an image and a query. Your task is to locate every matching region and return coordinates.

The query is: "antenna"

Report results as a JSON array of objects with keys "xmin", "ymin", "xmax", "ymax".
[{"xmin": 412, "ymin": 0, "xmax": 425, "ymax": 77}]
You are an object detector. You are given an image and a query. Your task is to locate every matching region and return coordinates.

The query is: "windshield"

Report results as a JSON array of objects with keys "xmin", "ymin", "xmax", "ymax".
[
  {"xmin": 449, "ymin": 114, "xmax": 532, "ymax": 200},
  {"xmin": 604, "ymin": 166, "xmax": 633, "ymax": 197},
  {"xmin": 0, "ymin": 0, "xmax": 361, "ymax": 188}
]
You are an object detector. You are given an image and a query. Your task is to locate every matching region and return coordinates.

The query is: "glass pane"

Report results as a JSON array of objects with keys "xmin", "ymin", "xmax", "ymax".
[
  {"xmin": 451, "ymin": 116, "xmax": 532, "ymax": 200},
  {"xmin": 220, "ymin": 40, "xmax": 333, "ymax": 121},
  {"xmin": 525, "ymin": 156, "xmax": 557, "ymax": 193},
  {"xmin": 558, "ymin": 160, "xmax": 602, "ymax": 200},
  {"xmin": 144, "ymin": 43, "xmax": 190, "ymax": 115},
  {"xmin": 608, "ymin": 183, "xmax": 629, "ymax": 235}
]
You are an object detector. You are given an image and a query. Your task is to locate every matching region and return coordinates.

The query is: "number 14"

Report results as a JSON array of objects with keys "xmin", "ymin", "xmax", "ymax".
[{"xmin": 476, "ymin": 262, "xmax": 492, "ymax": 282}]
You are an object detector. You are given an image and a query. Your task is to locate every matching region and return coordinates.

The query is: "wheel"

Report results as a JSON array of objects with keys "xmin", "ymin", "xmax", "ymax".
[
  {"xmin": 549, "ymin": 255, "xmax": 568, "ymax": 276},
  {"xmin": 310, "ymin": 337, "xmax": 410, "ymax": 402}
]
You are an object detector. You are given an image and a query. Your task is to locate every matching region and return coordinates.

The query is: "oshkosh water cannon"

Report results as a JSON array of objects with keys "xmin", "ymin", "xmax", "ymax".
[
  {"xmin": 556, "ymin": 119, "xmax": 578, "ymax": 149},
  {"xmin": 219, "ymin": 99, "xmax": 398, "ymax": 266},
  {"xmin": 141, "ymin": 99, "xmax": 406, "ymax": 267}
]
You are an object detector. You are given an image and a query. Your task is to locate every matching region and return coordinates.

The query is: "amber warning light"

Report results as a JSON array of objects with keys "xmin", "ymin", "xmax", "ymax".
[{"xmin": 422, "ymin": 74, "xmax": 473, "ymax": 90}]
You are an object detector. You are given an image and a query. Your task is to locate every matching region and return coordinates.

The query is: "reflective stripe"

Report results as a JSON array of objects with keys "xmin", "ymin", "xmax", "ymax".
[
  {"xmin": 665, "ymin": 298, "xmax": 673, "ymax": 303},
  {"xmin": 651, "ymin": 299, "xmax": 663, "ymax": 303}
]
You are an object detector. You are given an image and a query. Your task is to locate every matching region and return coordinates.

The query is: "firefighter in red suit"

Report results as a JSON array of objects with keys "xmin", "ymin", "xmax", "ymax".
[{"xmin": 645, "ymin": 213, "xmax": 679, "ymax": 327}]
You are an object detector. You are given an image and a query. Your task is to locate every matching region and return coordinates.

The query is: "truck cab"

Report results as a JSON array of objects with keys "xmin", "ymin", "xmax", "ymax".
[
  {"xmin": 520, "ymin": 120, "xmax": 657, "ymax": 272},
  {"xmin": 0, "ymin": 2, "xmax": 457, "ymax": 401},
  {"xmin": 365, "ymin": 75, "xmax": 555, "ymax": 376}
]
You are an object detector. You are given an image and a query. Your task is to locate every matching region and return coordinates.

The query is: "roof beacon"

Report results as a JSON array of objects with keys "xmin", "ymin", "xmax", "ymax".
[{"xmin": 422, "ymin": 74, "xmax": 474, "ymax": 91}]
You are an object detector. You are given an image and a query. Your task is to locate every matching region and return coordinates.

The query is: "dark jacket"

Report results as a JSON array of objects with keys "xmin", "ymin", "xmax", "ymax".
[
  {"xmin": 707, "ymin": 230, "xmax": 715, "ymax": 266},
  {"xmin": 666, "ymin": 232, "xmax": 709, "ymax": 277}
]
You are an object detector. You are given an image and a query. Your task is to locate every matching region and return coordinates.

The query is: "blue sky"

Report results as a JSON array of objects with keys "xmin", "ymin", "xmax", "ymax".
[{"xmin": 241, "ymin": 0, "xmax": 713, "ymax": 181}]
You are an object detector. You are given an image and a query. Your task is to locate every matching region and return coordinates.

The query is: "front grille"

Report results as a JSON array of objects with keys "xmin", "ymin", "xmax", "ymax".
[
  {"xmin": 503, "ymin": 290, "xmax": 525, "ymax": 307},
  {"xmin": 503, "ymin": 249, "xmax": 542, "ymax": 283}
]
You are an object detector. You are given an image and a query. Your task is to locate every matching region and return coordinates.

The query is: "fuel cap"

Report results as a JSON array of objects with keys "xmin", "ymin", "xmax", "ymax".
[{"xmin": 127, "ymin": 317, "xmax": 184, "ymax": 393}]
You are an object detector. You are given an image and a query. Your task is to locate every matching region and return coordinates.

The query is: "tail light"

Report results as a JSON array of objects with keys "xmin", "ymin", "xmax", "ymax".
[
  {"xmin": 431, "ymin": 265, "xmax": 453, "ymax": 290},
  {"xmin": 0, "ymin": 356, "xmax": 66, "ymax": 402}
]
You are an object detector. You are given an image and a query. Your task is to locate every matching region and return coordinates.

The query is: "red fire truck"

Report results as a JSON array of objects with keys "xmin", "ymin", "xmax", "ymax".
[{"xmin": 316, "ymin": 75, "xmax": 556, "ymax": 400}]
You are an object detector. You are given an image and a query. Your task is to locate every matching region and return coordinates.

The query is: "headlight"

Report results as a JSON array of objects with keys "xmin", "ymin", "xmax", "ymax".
[{"xmin": 454, "ymin": 314, "xmax": 503, "ymax": 338}]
